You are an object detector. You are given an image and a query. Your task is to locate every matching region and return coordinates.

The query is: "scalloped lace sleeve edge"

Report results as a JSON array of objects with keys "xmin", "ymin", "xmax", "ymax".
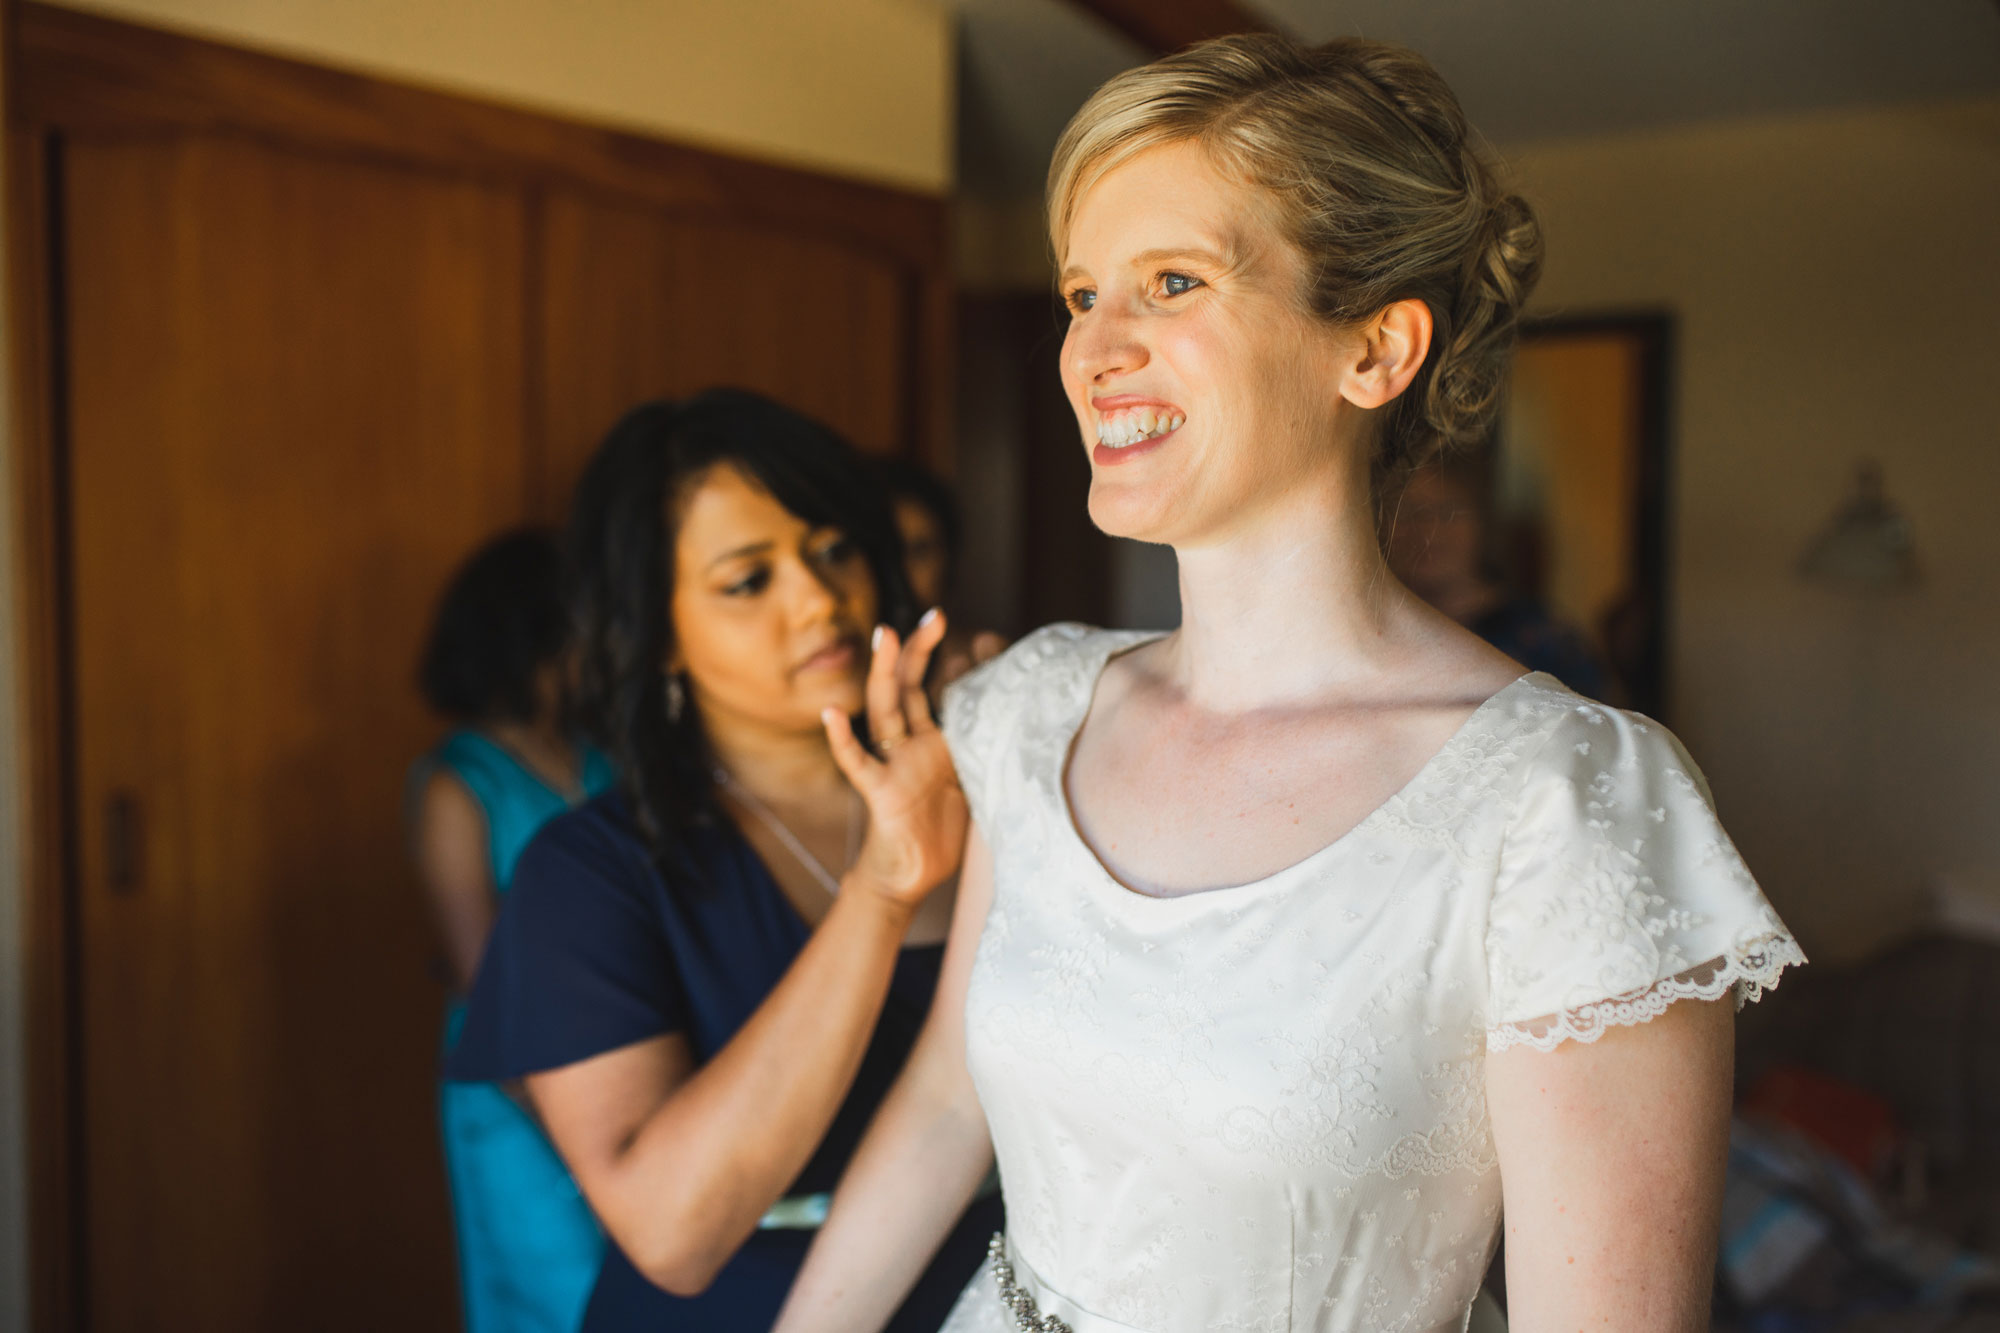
[{"xmin": 1485, "ymin": 934, "xmax": 1809, "ymax": 1054}]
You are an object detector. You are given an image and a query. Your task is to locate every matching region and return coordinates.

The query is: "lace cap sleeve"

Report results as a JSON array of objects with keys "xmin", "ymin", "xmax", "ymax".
[
  {"xmin": 941, "ymin": 624, "xmax": 1081, "ymax": 831},
  {"xmin": 1485, "ymin": 701, "xmax": 1805, "ymax": 1053},
  {"xmin": 940, "ymin": 658, "xmax": 1002, "ymax": 828}
]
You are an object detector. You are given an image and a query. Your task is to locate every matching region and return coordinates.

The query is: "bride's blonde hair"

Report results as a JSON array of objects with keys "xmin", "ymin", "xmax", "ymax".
[{"xmin": 1048, "ymin": 34, "xmax": 1543, "ymax": 475}]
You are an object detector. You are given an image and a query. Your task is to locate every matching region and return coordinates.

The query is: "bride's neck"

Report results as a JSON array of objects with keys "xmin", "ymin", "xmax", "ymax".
[{"xmin": 1167, "ymin": 471, "xmax": 1418, "ymax": 712}]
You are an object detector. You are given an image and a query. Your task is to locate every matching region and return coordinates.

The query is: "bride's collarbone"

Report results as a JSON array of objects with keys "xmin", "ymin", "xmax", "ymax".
[{"xmin": 1063, "ymin": 695, "xmax": 1482, "ymax": 896}]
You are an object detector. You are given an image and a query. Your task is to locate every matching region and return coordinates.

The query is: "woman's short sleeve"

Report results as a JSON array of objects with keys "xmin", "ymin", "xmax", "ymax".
[
  {"xmin": 445, "ymin": 807, "xmax": 685, "ymax": 1081},
  {"xmin": 941, "ymin": 627, "xmax": 1065, "ymax": 831},
  {"xmin": 1485, "ymin": 702, "xmax": 1805, "ymax": 1052},
  {"xmin": 941, "ymin": 669, "xmax": 999, "ymax": 830}
]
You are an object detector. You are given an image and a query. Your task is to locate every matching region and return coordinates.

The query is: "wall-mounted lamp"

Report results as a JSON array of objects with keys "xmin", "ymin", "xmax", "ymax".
[{"xmin": 1798, "ymin": 459, "xmax": 1919, "ymax": 590}]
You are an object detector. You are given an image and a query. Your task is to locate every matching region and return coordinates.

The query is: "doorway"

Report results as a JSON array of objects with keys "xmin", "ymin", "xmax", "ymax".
[{"xmin": 1499, "ymin": 315, "xmax": 1675, "ymax": 715}]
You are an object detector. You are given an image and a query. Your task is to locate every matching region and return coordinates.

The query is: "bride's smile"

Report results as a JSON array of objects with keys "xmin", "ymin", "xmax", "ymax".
[{"xmin": 1087, "ymin": 398, "xmax": 1184, "ymax": 455}]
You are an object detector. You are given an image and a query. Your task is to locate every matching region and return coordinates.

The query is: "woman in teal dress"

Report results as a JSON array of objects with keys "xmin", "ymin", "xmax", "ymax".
[{"xmin": 410, "ymin": 529, "xmax": 617, "ymax": 1333}]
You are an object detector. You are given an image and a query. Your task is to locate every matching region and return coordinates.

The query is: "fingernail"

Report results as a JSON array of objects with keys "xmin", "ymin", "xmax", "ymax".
[
  {"xmin": 919, "ymin": 607, "xmax": 940, "ymax": 627},
  {"xmin": 871, "ymin": 626, "xmax": 884, "ymax": 652},
  {"xmin": 821, "ymin": 707, "xmax": 840, "ymax": 725}
]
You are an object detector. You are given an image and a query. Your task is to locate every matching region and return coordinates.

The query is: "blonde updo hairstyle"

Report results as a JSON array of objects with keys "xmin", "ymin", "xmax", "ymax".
[{"xmin": 1048, "ymin": 34, "xmax": 1543, "ymax": 478}]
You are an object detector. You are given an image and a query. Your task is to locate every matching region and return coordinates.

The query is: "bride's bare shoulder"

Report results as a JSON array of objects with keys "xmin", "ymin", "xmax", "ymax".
[{"xmin": 1400, "ymin": 600, "xmax": 1536, "ymax": 709}]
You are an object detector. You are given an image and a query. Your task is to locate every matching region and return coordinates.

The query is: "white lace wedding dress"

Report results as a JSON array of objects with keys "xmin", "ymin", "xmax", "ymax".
[{"xmin": 936, "ymin": 625, "xmax": 1803, "ymax": 1333}]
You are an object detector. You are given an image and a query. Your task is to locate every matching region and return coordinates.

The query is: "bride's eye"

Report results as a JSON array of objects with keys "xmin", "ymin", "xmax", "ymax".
[
  {"xmin": 1064, "ymin": 286, "xmax": 1097, "ymax": 314},
  {"xmin": 1159, "ymin": 272, "xmax": 1201, "ymax": 298}
]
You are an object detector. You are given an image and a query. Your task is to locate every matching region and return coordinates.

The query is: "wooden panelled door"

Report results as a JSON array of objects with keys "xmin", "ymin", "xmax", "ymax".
[
  {"xmin": 536, "ymin": 192, "xmax": 919, "ymax": 509},
  {"xmin": 62, "ymin": 131, "xmax": 525, "ymax": 1329},
  {"xmin": 13, "ymin": 6, "xmax": 949, "ymax": 1329}
]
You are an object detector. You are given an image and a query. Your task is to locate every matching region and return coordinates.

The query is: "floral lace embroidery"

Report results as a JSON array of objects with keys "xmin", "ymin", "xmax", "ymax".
[{"xmin": 1488, "ymin": 936, "xmax": 1807, "ymax": 1052}]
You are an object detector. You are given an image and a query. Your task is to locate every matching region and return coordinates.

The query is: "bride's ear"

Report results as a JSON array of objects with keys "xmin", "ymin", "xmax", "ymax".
[{"xmin": 1338, "ymin": 298, "xmax": 1433, "ymax": 410}]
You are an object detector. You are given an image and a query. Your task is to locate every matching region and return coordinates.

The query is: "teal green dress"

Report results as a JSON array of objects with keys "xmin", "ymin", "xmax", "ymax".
[{"xmin": 416, "ymin": 730, "xmax": 618, "ymax": 1333}]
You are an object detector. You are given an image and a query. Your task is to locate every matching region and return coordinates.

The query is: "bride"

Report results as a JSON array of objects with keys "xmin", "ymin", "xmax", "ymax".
[{"xmin": 781, "ymin": 33, "xmax": 1803, "ymax": 1333}]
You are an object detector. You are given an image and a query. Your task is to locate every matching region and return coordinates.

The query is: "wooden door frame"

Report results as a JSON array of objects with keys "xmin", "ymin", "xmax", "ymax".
[
  {"xmin": 3, "ymin": 7, "xmax": 950, "ymax": 1327},
  {"xmin": 1061, "ymin": 0, "xmax": 1274, "ymax": 53},
  {"xmin": 1514, "ymin": 310, "xmax": 1678, "ymax": 719}
]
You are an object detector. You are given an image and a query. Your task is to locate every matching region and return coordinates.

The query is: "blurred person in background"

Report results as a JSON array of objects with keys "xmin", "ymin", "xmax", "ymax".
[
  {"xmin": 1383, "ymin": 456, "xmax": 1608, "ymax": 699},
  {"xmin": 410, "ymin": 528, "xmax": 619, "ymax": 1333},
  {"xmin": 875, "ymin": 458, "xmax": 959, "ymax": 612},
  {"xmin": 444, "ymin": 390, "xmax": 1001, "ymax": 1330},
  {"xmin": 874, "ymin": 457, "xmax": 1007, "ymax": 682}
]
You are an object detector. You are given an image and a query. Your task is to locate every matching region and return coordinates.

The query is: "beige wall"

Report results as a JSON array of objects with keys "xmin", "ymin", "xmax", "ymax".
[
  {"xmin": 1512, "ymin": 97, "xmax": 2000, "ymax": 963},
  {"xmin": 54, "ymin": 0, "xmax": 955, "ymax": 193}
]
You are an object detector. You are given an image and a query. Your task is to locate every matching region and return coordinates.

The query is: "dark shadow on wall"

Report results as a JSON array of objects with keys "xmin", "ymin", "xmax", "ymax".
[{"xmin": 956, "ymin": 293, "xmax": 1112, "ymax": 634}]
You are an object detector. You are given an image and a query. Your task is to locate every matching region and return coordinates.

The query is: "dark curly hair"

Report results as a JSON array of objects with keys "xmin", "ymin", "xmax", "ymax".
[
  {"xmin": 565, "ymin": 388, "xmax": 916, "ymax": 862},
  {"xmin": 417, "ymin": 528, "xmax": 570, "ymax": 725}
]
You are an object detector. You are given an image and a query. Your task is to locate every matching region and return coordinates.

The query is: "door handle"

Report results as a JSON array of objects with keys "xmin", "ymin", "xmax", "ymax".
[{"xmin": 105, "ymin": 790, "xmax": 142, "ymax": 894}]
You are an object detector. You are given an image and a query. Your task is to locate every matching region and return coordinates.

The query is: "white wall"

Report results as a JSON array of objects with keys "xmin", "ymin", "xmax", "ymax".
[
  {"xmin": 1509, "ymin": 96, "xmax": 2000, "ymax": 962},
  {"xmin": 54, "ymin": 0, "xmax": 955, "ymax": 193}
]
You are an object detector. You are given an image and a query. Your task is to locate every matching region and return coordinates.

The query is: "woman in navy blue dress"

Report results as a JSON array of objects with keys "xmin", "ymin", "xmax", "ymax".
[{"xmin": 447, "ymin": 390, "xmax": 1001, "ymax": 1330}]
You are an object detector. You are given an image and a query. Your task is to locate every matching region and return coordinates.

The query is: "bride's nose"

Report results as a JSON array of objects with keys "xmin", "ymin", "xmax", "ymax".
[{"xmin": 1066, "ymin": 302, "xmax": 1150, "ymax": 387}]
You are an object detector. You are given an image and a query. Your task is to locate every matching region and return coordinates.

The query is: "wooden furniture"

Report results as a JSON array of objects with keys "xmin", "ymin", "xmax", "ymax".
[{"xmin": 7, "ymin": 6, "xmax": 949, "ymax": 1328}]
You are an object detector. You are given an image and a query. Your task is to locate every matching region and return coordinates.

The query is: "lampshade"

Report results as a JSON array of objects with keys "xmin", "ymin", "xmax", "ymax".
[{"xmin": 1798, "ymin": 459, "xmax": 1919, "ymax": 590}]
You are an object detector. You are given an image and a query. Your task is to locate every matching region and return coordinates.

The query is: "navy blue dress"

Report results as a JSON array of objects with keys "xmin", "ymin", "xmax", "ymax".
[{"xmin": 446, "ymin": 793, "xmax": 1002, "ymax": 1331}]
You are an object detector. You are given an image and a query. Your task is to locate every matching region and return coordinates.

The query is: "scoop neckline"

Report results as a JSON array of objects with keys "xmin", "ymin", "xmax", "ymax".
[{"xmin": 1051, "ymin": 631, "xmax": 1542, "ymax": 907}]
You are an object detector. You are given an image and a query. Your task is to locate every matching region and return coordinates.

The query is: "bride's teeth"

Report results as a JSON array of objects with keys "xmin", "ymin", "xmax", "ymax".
[{"xmin": 1095, "ymin": 407, "xmax": 1183, "ymax": 448}]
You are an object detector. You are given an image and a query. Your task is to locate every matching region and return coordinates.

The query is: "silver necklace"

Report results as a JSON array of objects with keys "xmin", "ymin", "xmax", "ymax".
[{"xmin": 715, "ymin": 769, "xmax": 860, "ymax": 897}]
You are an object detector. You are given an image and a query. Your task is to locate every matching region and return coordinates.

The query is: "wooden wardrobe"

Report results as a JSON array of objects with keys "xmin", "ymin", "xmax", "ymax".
[{"xmin": 7, "ymin": 7, "xmax": 950, "ymax": 1328}]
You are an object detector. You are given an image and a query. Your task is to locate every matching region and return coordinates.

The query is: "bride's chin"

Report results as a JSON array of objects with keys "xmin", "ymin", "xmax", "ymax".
[{"xmin": 1086, "ymin": 481, "xmax": 1179, "ymax": 545}]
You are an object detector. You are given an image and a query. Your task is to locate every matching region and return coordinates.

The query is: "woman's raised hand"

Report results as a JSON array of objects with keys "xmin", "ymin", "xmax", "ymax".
[{"xmin": 821, "ymin": 609, "xmax": 969, "ymax": 910}]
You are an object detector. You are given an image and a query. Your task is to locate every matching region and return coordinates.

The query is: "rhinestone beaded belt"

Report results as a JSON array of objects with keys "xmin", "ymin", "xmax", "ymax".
[{"xmin": 987, "ymin": 1233, "xmax": 1073, "ymax": 1333}]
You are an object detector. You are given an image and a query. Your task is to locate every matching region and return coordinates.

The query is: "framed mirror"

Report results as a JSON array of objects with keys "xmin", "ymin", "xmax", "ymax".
[{"xmin": 1388, "ymin": 314, "xmax": 1675, "ymax": 716}]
